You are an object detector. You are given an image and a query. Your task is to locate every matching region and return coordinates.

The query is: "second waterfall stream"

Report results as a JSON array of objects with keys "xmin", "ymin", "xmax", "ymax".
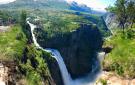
[{"xmin": 27, "ymin": 21, "xmax": 105, "ymax": 85}]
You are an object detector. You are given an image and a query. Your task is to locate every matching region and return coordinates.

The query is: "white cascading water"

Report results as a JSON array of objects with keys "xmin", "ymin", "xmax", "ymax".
[{"xmin": 27, "ymin": 21, "xmax": 105, "ymax": 85}]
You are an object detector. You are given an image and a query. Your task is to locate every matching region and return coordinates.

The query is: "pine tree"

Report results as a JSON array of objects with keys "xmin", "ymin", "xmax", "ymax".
[
  {"xmin": 107, "ymin": 0, "xmax": 128, "ymax": 33},
  {"xmin": 20, "ymin": 10, "xmax": 27, "ymax": 28},
  {"xmin": 127, "ymin": 1, "xmax": 135, "ymax": 28}
]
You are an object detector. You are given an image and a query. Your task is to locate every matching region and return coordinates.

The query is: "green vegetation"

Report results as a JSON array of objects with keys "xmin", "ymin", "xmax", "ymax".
[
  {"xmin": 42, "ymin": 12, "xmax": 80, "ymax": 38},
  {"xmin": 74, "ymin": 12, "xmax": 111, "ymax": 37},
  {"xmin": 0, "ymin": 25, "xmax": 27, "ymax": 61},
  {"xmin": 19, "ymin": 45, "xmax": 53, "ymax": 85},
  {"xmin": 103, "ymin": 27, "xmax": 135, "ymax": 78},
  {"xmin": 0, "ymin": 10, "xmax": 55, "ymax": 85},
  {"xmin": 20, "ymin": 10, "xmax": 27, "ymax": 28},
  {"xmin": 17, "ymin": 11, "xmax": 54, "ymax": 85},
  {"xmin": 0, "ymin": 0, "xmax": 69, "ymax": 10},
  {"xmin": 99, "ymin": 79, "xmax": 107, "ymax": 85},
  {"xmin": 32, "ymin": 10, "xmax": 109, "ymax": 43},
  {"xmin": 0, "ymin": 10, "xmax": 9, "ymax": 21},
  {"xmin": 103, "ymin": 0, "xmax": 135, "ymax": 79},
  {"xmin": 0, "ymin": 10, "xmax": 26, "ymax": 25},
  {"xmin": 0, "ymin": 21, "xmax": 49, "ymax": 85},
  {"xmin": 107, "ymin": 0, "xmax": 135, "ymax": 33},
  {"xmin": 127, "ymin": 1, "xmax": 135, "ymax": 28},
  {"xmin": 0, "ymin": 10, "xmax": 16, "ymax": 25}
]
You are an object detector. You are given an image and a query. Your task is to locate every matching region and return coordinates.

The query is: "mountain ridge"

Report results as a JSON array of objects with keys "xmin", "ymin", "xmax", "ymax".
[
  {"xmin": 0, "ymin": 0, "xmax": 69, "ymax": 10},
  {"xmin": 0, "ymin": 0, "xmax": 105, "ymax": 15}
]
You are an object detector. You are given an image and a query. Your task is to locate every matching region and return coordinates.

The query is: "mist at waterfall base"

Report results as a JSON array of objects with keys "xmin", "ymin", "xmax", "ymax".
[{"xmin": 27, "ymin": 21, "xmax": 105, "ymax": 85}]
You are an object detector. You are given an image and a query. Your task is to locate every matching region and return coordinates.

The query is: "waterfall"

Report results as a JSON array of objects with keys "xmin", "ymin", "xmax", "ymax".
[
  {"xmin": 27, "ymin": 21, "xmax": 73, "ymax": 85},
  {"xmin": 27, "ymin": 21, "xmax": 105, "ymax": 85}
]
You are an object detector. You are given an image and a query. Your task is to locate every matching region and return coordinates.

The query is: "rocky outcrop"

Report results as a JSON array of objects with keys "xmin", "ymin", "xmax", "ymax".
[
  {"xmin": 103, "ymin": 13, "xmax": 119, "ymax": 34},
  {"xmin": 0, "ymin": 61, "xmax": 16, "ymax": 85},
  {"xmin": 95, "ymin": 71, "xmax": 135, "ymax": 85},
  {"xmin": 35, "ymin": 23, "xmax": 103, "ymax": 79},
  {"xmin": 102, "ymin": 46, "xmax": 113, "ymax": 54}
]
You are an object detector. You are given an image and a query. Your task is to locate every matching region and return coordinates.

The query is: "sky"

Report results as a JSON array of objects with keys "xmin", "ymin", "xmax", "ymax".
[
  {"xmin": 67, "ymin": 0, "xmax": 116, "ymax": 11},
  {"xmin": 0, "ymin": 0, "xmax": 16, "ymax": 4},
  {"xmin": 0, "ymin": 0, "xmax": 116, "ymax": 11}
]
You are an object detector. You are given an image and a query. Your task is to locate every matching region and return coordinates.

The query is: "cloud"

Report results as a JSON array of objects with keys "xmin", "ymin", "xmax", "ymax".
[
  {"xmin": 0, "ymin": 0, "xmax": 16, "ymax": 4},
  {"xmin": 67, "ymin": 0, "xmax": 113, "ymax": 11}
]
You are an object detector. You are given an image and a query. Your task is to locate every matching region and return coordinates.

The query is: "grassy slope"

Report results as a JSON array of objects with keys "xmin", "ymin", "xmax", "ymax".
[
  {"xmin": 0, "ymin": 25, "xmax": 27, "ymax": 61},
  {"xmin": 0, "ymin": 24, "xmax": 53, "ymax": 85},
  {"xmin": 19, "ymin": 45, "xmax": 53, "ymax": 85},
  {"xmin": 103, "ymin": 26, "xmax": 135, "ymax": 78}
]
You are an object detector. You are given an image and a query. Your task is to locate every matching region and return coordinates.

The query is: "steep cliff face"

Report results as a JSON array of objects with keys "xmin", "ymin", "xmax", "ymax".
[
  {"xmin": 103, "ymin": 13, "xmax": 119, "ymax": 34},
  {"xmin": 43, "ymin": 52, "xmax": 64, "ymax": 85},
  {"xmin": 34, "ymin": 23, "xmax": 103, "ymax": 79}
]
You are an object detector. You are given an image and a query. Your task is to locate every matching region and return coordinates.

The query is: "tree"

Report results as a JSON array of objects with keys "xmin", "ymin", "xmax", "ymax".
[
  {"xmin": 107, "ymin": 0, "xmax": 128, "ymax": 33},
  {"xmin": 127, "ymin": 1, "xmax": 135, "ymax": 28},
  {"xmin": 20, "ymin": 10, "xmax": 27, "ymax": 28}
]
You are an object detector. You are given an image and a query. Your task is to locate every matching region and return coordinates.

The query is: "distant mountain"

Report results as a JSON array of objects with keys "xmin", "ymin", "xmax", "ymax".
[
  {"xmin": 69, "ymin": 1, "xmax": 92, "ymax": 13},
  {"xmin": 0, "ymin": 0, "xmax": 105, "ymax": 15},
  {"xmin": 0, "ymin": 0, "xmax": 69, "ymax": 10},
  {"xmin": 68, "ymin": 1, "xmax": 105, "ymax": 15}
]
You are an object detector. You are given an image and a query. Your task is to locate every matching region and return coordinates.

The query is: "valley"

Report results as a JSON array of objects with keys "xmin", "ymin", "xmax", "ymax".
[{"xmin": 0, "ymin": 0, "xmax": 135, "ymax": 85}]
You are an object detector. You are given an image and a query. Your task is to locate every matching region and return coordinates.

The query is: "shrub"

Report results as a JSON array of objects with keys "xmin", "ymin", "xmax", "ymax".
[
  {"xmin": 110, "ymin": 62, "xmax": 124, "ymax": 76},
  {"xmin": 16, "ymin": 32, "xmax": 23, "ymax": 40},
  {"xmin": 100, "ymin": 79, "xmax": 107, "ymax": 85},
  {"xmin": 126, "ymin": 29, "xmax": 135, "ymax": 39}
]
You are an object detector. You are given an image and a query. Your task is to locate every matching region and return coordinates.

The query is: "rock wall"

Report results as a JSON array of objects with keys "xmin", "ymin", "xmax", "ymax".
[
  {"xmin": 35, "ymin": 23, "xmax": 103, "ymax": 79},
  {"xmin": 43, "ymin": 53, "xmax": 64, "ymax": 85},
  {"xmin": 103, "ymin": 13, "xmax": 119, "ymax": 34}
]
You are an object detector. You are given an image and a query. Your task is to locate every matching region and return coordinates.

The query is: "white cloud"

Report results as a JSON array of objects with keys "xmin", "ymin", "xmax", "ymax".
[
  {"xmin": 0, "ymin": 0, "xmax": 16, "ymax": 4},
  {"xmin": 67, "ymin": 0, "xmax": 109, "ymax": 11}
]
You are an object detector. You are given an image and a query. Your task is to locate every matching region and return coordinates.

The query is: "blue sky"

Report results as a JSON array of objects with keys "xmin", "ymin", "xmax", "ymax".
[{"xmin": 0, "ymin": 0, "xmax": 116, "ymax": 11}]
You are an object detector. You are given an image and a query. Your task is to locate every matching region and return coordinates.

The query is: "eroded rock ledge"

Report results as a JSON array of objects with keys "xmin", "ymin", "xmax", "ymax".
[{"xmin": 95, "ymin": 71, "xmax": 135, "ymax": 85}]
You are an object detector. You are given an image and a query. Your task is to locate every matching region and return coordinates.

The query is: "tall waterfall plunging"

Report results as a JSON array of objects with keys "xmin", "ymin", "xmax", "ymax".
[
  {"xmin": 27, "ymin": 21, "xmax": 73, "ymax": 85},
  {"xmin": 27, "ymin": 21, "xmax": 105, "ymax": 85}
]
